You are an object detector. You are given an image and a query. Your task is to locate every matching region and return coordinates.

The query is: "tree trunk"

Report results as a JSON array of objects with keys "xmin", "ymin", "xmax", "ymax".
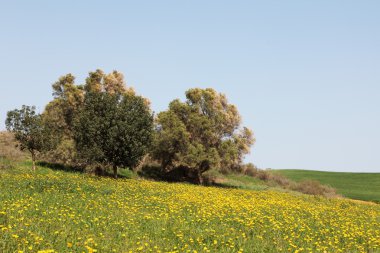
[
  {"xmin": 31, "ymin": 151, "xmax": 36, "ymax": 171},
  {"xmin": 113, "ymin": 165, "xmax": 118, "ymax": 179},
  {"xmin": 196, "ymin": 161, "xmax": 210, "ymax": 185},
  {"xmin": 196, "ymin": 170, "xmax": 203, "ymax": 185}
]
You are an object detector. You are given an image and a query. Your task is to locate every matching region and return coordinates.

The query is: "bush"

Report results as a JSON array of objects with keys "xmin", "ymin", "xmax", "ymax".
[
  {"xmin": 241, "ymin": 164, "xmax": 339, "ymax": 198},
  {"xmin": 268, "ymin": 173, "xmax": 291, "ymax": 187},
  {"xmin": 242, "ymin": 163, "xmax": 259, "ymax": 177},
  {"xmin": 256, "ymin": 170, "xmax": 271, "ymax": 181},
  {"xmin": 40, "ymin": 138, "xmax": 78, "ymax": 167},
  {"xmin": 292, "ymin": 180, "xmax": 338, "ymax": 197}
]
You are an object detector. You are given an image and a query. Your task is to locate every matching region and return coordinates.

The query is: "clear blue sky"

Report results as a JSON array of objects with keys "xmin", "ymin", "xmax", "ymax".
[{"xmin": 1, "ymin": 1, "xmax": 379, "ymax": 172}]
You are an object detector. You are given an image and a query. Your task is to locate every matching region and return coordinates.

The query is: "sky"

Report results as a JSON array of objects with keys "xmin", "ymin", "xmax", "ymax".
[{"xmin": 0, "ymin": 1, "xmax": 379, "ymax": 172}]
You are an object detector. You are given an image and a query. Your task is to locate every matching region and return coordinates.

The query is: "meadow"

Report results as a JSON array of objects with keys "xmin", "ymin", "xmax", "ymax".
[
  {"xmin": 0, "ymin": 163, "xmax": 379, "ymax": 253},
  {"xmin": 274, "ymin": 169, "xmax": 380, "ymax": 202}
]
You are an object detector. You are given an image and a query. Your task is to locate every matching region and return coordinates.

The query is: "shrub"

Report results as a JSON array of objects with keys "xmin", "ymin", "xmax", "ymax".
[
  {"xmin": 256, "ymin": 170, "xmax": 271, "ymax": 181},
  {"xmin": 268, "ymin": 173, "xmax": 291, "ymax": 187},
  {"xmin": 292, "ymin": 180, "xmax": 338, "ymax": 197},
  {"xmin": 242, "ymin": 165, "xmax": 339, "ymax": 198},
  {"xmin": 40, "ymin": 138, "xmax": 79, "ymax": 167},
  {"xmin": 242, "ymin": 163, "xmax": 259, "ymax": 177}
]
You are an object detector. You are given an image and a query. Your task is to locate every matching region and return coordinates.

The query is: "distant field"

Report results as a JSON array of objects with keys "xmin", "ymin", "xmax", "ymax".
[{"xmin": 274, "ymin": 169, "xmax": 380, "ymax": 202}]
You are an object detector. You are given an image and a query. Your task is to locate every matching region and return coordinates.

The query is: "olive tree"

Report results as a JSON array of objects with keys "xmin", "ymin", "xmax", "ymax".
[{"xmin": 152, "ymin": 88, "xmax": 255, "ymax": 184}]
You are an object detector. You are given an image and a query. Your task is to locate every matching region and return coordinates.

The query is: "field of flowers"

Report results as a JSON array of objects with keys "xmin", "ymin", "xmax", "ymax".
[{"xmin": 0, "ymin": 165, "xmax": 379, "ymax": 253}]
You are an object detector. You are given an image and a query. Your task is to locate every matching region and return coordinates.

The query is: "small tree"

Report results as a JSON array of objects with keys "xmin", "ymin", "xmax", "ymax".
[
  {"xmin": 5, "ymin": 105, "xmax": 53, "ymax": 170},
  {"xmin": 73, "ymin": 92, "xmax": 153, "ymax": 178},
  {"xmin": 152, "ymin": 88, "xmax": 255, "ymax": 184}
]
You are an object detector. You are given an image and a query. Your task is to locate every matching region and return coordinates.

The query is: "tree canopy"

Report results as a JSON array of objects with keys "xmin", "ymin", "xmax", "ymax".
[
  {"xmin": 152, "ymin": 88, "xmax": 255, "ymax": 183},
  {"xmin": 5, "ymin": 105, "xmax": 55, "ymax": 170},
  {"xmin": 41, "ymin": 69, "xmax": 140, "ymax": 166},
  {"xmin": 73, "ymin": 92, "xmax": 154, "ymax": 178}
]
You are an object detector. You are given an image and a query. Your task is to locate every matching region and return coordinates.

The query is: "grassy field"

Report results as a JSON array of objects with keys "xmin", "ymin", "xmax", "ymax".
[
  {"xmin": 273, "ymin": 169, "xmax": 380, "ymax": 203},
  {"xmin": 212, "ymin": 173, "xmax": 269, "ymax": 191},
  {"xmin": 0, "ymin": 162, "xmax": 379, "ymax": 252}
]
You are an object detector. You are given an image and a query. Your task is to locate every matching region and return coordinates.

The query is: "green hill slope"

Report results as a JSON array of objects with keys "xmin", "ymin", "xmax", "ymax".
[
  {"xmin": 274, "ymin": 169, "xmax": 380, "ymax": 202},
  {"xmin": 0, "ymin": 163, "xmax": 379, "ymax": 252}
]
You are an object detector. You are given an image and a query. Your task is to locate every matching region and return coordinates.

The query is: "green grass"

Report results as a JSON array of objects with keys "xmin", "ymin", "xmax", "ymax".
[
  {"xmin": 222, "ymin": 174, "xmax": 267, "ymax": 189},
  {"xmin": 209, "ymin": 172, "xmax": 269, "ymax": 191},
  {"xmin": 1, "ymin": 162, "xmax": 380, "ymax": 252},
  {"xmin": 273, "ymin": 169, "xmax": 380, "ymax": 202}
]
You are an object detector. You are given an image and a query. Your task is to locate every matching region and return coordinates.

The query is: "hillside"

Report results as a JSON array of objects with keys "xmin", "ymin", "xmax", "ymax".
[
  {"xmin": 0, "ymin": 163, "xmax": 379, "ymax": 252},
  {"xmin": 0, "ymin": 131, "xmax": 27, "ymax": 161},
  {"xmin": 274, "ymin": 169, "xmax": 380, "ymax": 202}
]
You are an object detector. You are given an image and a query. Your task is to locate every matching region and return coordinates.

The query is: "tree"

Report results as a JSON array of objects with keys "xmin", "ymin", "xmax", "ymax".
[
  {"xmin": 73, "ymin": 92, "xmax": 154, "ymax": 178},
  {"xmin": 44, "ymin": 70, "xmax": 136, "ymax": 138},
  {"xmin": 152, "ymin": 88, "xmax": 255, "ymax": 184},
  {"xmin": 50, "ymin": 73, "xmax": 84, "ymax": 134},
  {"xmin": 40, "ymin": 74, "xmax": 84, "ymax": 166},
  {"xmin": 5, "ymin": 105, "xmax": 54, "ymax": 170},
  {"xmin": 84, "ymin": 69, "xmax": 135, "ymax": 95},
  {"xmin": 41, "ymin": 69, "xmax": 138, "ymax": 166}
]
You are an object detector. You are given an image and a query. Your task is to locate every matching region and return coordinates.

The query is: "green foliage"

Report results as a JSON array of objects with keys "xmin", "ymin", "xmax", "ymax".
[
  {"xmin": 73, "ymin": 92, "xmax": 153, "ymax": 177},
  {"xmin": 41, "ymin": 69, "xmax": 139, "ymax": 167},
  {"xmin": 50, "ymin": 74, "xmax": 84, "ymax": 134},
  {"xmin": 241, "ymin": 163, "xmax": 259, "ymax": 176},
  {"xmin": 84, "ymin": 69, "xmax": 135, "ymax": 95},
  {"xmin": 40, "ymin": 74, "xmax": 84, "ymax": 166},
  {"xmin": 152, "ymin": 88, "xmax": 255, "ymax": 183},
  {"xmin": 40, "ymin": 137, "xmax": 78, "ymax": 166},
  {"xmin": 5, "ymin": 106, "xmax": 55, "ymax": 170},
  {"xmin": 4, "ymin": 71, "xmax": 256, "ymax": 185}
]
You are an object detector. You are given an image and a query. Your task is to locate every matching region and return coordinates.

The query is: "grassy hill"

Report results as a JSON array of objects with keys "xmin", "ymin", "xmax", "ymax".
[
  {"xmin": 273, "ymin": 169, "xmax": 380, "ymax": 202},
  {"xmin": 0, "ymin": 162, "xmax": 379, "ymax": 252}
]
